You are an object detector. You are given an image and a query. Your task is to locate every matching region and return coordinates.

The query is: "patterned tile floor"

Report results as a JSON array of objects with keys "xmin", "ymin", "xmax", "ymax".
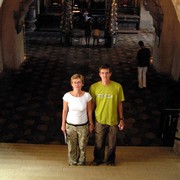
[{"xmin": 0, "ymin": 30, "xmax": 179, "ymax": 146}]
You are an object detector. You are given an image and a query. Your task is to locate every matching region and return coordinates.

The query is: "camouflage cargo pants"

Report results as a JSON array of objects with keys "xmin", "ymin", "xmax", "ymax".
[{"xmin": 66, "ymin": 123, "xmax": 89, "ymax": 165}]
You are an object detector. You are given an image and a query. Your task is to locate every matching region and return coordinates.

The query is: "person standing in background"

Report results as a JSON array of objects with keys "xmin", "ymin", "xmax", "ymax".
[
  {"xmin": 92, "ymin": 27, "xmax": 101, "ymax": 47},
  {"xmin": 136, "ymin": 41, "xmax": 151, "ymax": 89},
  {"xmin": 83, "ymin": 11, "xmax": 92, "ymax": 47}
]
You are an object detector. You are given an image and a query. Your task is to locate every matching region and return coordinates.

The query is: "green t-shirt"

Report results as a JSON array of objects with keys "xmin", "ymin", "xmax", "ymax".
[{"xmin": 89, "ymin": 81, "xmax": 125, "ymax": 126}]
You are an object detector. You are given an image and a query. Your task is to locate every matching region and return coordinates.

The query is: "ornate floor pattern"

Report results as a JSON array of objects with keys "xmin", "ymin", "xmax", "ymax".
[{"xmin": 0, "ymin": 31, "xmax": 179, "ymax": 146}]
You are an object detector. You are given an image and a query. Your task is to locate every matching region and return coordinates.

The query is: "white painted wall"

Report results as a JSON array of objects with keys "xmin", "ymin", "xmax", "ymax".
[{"xmin": 0, "ymin": 0, "xmax": 3, "ymax": 7}]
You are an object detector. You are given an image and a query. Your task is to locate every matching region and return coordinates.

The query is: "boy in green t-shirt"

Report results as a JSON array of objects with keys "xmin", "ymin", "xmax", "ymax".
[{"xmin": 89, "ymin": 64, "xmax": 125, "ymax": 166}]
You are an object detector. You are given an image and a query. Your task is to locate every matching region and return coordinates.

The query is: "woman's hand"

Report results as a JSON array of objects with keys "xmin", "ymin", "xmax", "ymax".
[
  {"xmin": 61, "ymin": 124, "xmax": 66, "ymax": 133},
  {"xmin": 89, "ymin": 124, "xmax": 94, "ymax": 134}
]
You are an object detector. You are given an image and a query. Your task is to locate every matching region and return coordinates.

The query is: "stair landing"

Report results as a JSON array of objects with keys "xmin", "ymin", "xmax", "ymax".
[{"xmin": 0, "ymin": 143, "xmax": 179, "ymax": 180}]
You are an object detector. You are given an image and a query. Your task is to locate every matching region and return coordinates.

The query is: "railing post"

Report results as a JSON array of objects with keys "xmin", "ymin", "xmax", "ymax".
[
  {"xmin": 173, "ymin": 114, "xmax": 180, "ymax": 155},
  {"xmin": 160, "ymin": 109, "xmax": 179, "ymax": 147}
]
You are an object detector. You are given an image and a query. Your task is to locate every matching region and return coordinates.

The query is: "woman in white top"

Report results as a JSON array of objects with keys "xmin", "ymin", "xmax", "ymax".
[{"xmin": 61, "ymin": 74, "xmax": 94, "ymax": 166}]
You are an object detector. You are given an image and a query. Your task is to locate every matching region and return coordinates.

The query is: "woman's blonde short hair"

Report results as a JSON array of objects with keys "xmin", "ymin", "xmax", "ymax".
[{"xmin": 70, "ymin": 74, "xmax": 84, "ymax": 84}]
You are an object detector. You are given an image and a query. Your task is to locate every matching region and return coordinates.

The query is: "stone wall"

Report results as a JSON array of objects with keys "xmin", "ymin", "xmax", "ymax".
[
  {"xmin": 139, "ymin": 1, "xmax": 154, "ymax": 31},
  {"xmin": 132, "ymin": 0, "xmax": 180, "ymax": 81},
  {"xmin": 0, "ymin": 0, "xmax": 26, "ymax": 71},
  {"xmin": 0, "ymin": 3, "xmax": 3, "ymax": 73},
  {"xmin": 172, "ymin": 0, "xmax": 180, "ymax": 22},
  {"xmin": 154, "ymin": 0, "xmax": 180, "ymax": 80},
  {"xmin": 0, "ymin": 0, "xmax": 3, "ymax": 6}
]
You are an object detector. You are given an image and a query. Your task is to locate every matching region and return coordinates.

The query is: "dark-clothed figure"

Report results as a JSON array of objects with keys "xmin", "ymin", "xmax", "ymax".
[
  {"xmin": 84, "ymin": 16, "xmax": 92, "ymax": 47},
  {"xmin": 137, "ymin": 41, "xmax": 151, "ymax": 89}
]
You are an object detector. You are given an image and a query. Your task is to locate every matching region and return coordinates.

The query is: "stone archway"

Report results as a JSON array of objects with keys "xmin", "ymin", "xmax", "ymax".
[
  {"xmin": 0, "ymin": 0, "xmax": 32, "ymax": 72},
  {"xmin": 0, "ymin": 0, "xmax": 5, "ymax": 73},
  {"xmin": 0, "ymin": 0, "xmax": 3, "ymax": 7}
]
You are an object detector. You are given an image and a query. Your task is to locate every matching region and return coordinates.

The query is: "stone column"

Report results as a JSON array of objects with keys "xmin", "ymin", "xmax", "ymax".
[
  {"xmin": 104, "ymin": 0, "xmax": 118, "ymax": 47},
  {"xmin": 60, "ymin": 0, "xmax": 73, "ymax": 46},
  {"xmin": 174, "ymin": 114, "xmax": 180, "ymax": 155},
  {"xmin": 25, "ymin": 0, "xmax": 37, "ymax": 32},
  {"xmin": 0, "ymin": 2, "xmax": 4, "ymax": 73},
  {"xmin": 36, "ymin": 0, "xmax": 40, "ymax": 15}
]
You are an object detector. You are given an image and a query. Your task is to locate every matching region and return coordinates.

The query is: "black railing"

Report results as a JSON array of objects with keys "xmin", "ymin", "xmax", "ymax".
[{"xmin": 160, "ymin": 109, "xmax": 180, "ymax": 146}]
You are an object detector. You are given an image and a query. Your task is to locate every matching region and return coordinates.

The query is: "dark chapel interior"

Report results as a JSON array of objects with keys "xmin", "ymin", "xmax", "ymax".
[
  {"xmin": 0, "ymin": 0, "xmax": 180, "ymax": 179},
  {"xmin": 0, "ymin": 0, "xmax": 179, "ymax": 147}
]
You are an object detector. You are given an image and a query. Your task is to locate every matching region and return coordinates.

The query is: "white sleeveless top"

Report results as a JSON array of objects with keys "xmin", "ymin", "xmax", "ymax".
[{"xmin": 63, "ymin": 92, "xmax": 92, "ymax": 125}]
